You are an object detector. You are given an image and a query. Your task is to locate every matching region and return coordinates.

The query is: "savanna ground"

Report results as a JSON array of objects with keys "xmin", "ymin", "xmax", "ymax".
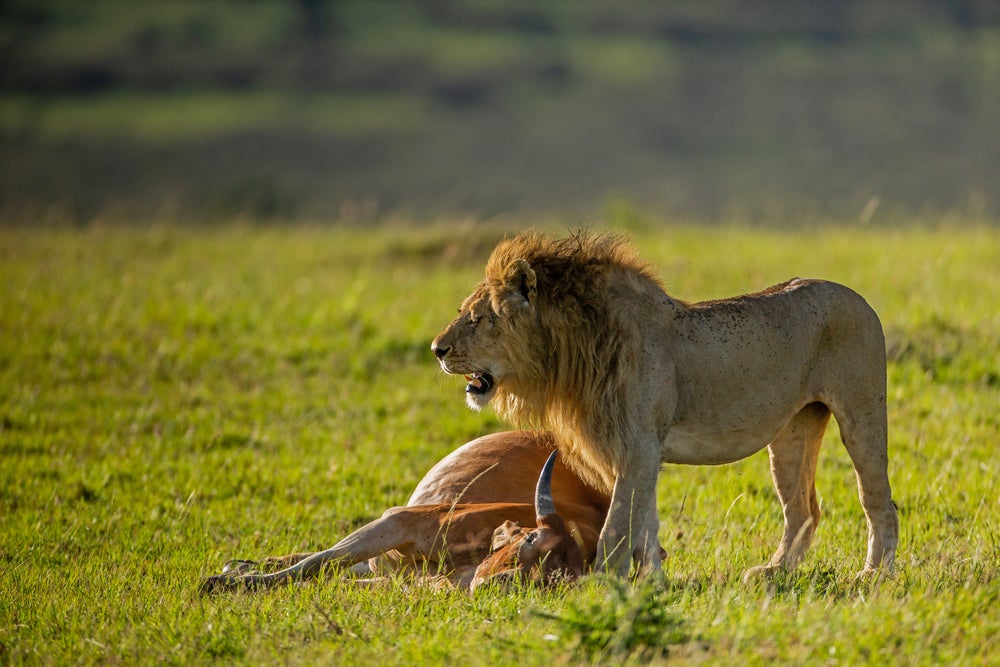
[{"xmin": 1, "ymin": 221, "xmax": 998, "ymax": 665}]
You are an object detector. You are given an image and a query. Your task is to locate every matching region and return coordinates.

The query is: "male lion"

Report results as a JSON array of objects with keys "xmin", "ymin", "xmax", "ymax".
[{"xmin": 431, "ymin": 231, "xmax": 899, "ymax": 580}]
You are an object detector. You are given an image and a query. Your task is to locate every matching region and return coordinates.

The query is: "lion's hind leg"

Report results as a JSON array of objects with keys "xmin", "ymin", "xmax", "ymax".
[
  {"xmin": 830, "ymin": 398, "xmax": 899, "ymax": 579},
  {"xmin": 744, "ymin": 402, "xmax": 830, "ymax": 582}
]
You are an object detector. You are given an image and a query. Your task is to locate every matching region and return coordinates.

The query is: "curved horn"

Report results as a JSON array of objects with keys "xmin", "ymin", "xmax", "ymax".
[{"xmin": 534, "ymin": 450, "xmax": 558, "ymax": 517}]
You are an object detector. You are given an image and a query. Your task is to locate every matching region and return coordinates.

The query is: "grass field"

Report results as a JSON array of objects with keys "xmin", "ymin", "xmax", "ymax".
[{"xmin": 1, "ymin": 222, "xmax": 998, "ymax": 665}]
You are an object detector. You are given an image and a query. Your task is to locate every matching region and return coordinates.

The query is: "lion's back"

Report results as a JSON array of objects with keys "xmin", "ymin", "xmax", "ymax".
[{"xmin": 685, "ymin": 278, "xmax": 883, "ymax": 345}]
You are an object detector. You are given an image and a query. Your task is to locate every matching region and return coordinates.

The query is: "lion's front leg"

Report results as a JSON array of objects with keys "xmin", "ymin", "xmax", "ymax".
[{"xmin": 594, "ymin": 447, "xmax": 662, "ymax": 577}]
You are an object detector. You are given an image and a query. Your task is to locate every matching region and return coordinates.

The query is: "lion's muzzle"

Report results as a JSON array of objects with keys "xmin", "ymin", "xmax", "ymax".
[{"xmin": 431, "ymin": 341, "xmax": 449, "ymax": 360}]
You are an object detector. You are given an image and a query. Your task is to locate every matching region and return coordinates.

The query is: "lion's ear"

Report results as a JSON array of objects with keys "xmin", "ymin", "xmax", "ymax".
[{"xmin": 506, "ymin": 259, "xmax": 537, "ymax": 307}]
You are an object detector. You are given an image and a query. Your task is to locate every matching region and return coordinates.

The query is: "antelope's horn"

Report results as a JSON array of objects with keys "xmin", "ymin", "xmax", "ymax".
[{"xmin": 534, "ymin": 450, "xmax": 558, "ymax": 518}]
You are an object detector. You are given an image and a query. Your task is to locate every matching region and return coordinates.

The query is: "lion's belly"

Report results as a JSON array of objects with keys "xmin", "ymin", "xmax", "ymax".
[{"xmin": 660, "ymin": 423, "xmax": 786, "ymax": 465}]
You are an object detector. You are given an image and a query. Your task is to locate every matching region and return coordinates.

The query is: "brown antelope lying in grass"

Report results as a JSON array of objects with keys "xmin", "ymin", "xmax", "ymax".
[{"xmin": 200, "ymin": 431, "xmax": 639, "ymax": 594}]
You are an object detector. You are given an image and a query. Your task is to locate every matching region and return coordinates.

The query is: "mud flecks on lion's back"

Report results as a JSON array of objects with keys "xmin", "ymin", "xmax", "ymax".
[{"xmin": 431, "ymin": 230, "xmax": 898, "ymax": 582}]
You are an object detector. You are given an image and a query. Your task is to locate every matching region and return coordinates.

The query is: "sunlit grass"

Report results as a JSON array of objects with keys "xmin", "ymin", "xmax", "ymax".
[{"xmin": 1, "ymin": 222, "xmax": 997, "ymax": 665}]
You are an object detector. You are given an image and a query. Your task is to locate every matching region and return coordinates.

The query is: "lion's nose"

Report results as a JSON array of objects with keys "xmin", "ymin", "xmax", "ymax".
[{"xmin": 432, "ymin": 342, "xmax": 449, "ymax": 359}]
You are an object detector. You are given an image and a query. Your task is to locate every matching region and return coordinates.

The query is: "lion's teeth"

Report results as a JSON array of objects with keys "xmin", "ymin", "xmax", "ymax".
[{"xmin": 465, "ymin": 372, "xmax": 494, "ymax": 395}]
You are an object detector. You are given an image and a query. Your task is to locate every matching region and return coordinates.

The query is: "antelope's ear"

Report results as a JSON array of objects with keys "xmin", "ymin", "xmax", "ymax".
[{"xmin": 505, "ymin": 259, "xmax": 537, "ymax": 307}]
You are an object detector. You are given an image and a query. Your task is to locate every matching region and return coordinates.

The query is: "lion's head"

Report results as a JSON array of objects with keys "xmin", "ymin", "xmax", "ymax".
[
  {"xmin": 431, "ymin": 231, "xmax": 663, "ymax": 491},
  {"xmin": 430, "ymin": 256, "xmax": 543, "ymax": 413}
]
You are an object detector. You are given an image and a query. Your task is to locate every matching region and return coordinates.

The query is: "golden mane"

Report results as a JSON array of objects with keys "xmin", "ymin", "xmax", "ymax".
[
  {"xmin": 483, "ymin": 230, "xmax": 660, "ymax": 292},
  {"xmin": 484, "ymin": 231, "xmax": 663, "ymax": 491}
]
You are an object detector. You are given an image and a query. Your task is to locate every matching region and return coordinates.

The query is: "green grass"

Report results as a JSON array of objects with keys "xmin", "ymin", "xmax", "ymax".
[{"xmin": 1, "ymin": 222, "xmax": 998, "ymax": 665}]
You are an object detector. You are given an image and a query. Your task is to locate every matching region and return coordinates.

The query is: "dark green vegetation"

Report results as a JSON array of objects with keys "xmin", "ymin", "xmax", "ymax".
[
  {"xmin": 1, "ymin": 223, "xmax": 998, "ymax": 664},
  {"xmin": 3, "ymin": 1, "xmax": 1000, "ymax": 221}
]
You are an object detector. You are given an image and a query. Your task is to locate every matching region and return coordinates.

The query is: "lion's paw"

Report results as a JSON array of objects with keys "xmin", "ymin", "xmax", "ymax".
[
  {"xmin": 741, "ymin": 564, "xmax": 781, "ymax": 584},
  {"xmin": 853, "ymin": 566, "xmax": 893, "ymax": 587}
]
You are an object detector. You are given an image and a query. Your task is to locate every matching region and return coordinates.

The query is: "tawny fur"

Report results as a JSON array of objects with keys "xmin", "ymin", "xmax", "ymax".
[{"xmin": 432, "ymin": 230, "xmax": 899, "ymax": 579}]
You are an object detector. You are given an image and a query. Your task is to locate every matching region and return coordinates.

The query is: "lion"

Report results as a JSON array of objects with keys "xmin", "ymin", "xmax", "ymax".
[{"xmin": 431, "ymin": 230, "xmax": 899, "ymax": 580}]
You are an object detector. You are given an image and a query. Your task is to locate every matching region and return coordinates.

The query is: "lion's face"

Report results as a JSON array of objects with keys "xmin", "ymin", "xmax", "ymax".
[{"xmin": 431, "ymin": 261, "xmax": 539, "ymax": 410}]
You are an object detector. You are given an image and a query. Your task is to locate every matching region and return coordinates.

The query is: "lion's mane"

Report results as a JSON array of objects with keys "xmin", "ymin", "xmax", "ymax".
[{"xmin": 483, "ymin": 231, "xmax": 664, "ymax": 492}]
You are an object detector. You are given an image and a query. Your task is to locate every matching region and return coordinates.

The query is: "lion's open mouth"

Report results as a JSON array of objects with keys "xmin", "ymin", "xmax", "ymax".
[{"xmin": 465, "ymin": 372, "xmax": 494, "ymax": 396}]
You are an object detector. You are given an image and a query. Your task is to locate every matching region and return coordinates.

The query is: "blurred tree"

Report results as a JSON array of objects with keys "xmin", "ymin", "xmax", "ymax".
[
  {"xmin": 293, "ymin": 0, "xmax": 336, "ymax": 87},
  {"xmin": 295, "ymin": 0, "xmax": 330, "ymax": 40}
]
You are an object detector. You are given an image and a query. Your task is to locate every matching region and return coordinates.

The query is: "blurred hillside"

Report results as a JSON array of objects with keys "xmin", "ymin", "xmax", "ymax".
[{"xmin": 2, "ymin": 0, "xmax": 999, "ymax": 224}]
